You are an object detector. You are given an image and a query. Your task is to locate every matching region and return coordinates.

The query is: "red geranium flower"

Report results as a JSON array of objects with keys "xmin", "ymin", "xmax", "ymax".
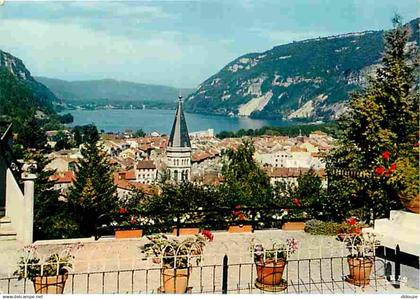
[
  {"xmin": 130, "ymin": 216, "xmax": 136, "ymax": 225},
  {"xmin": 292, "ymin": 198, "xmax": 302, "ymax": 207},
  {"xmin": 389, "ymin": 163, "xmax": 397, "ymax": 172},
  {"xmin": 232, "ymin": 205, "xmax": 241, "ymax": 216},
  {"xmin": 352, "ymin": 227, "xmax": 362, "ymax": 235},
  {"xmin": 375, "ymin": 166, "xmax": 385, "ymax": 176},
  {"xmin": 346, "ymin": 216, "xmax": 357, "ymax": 226},
  {"xmin": 119, "ymin": 207, "xmax": 128, "ymax": 214},
  {"xmin": 382, "ymin": 151, "xmax": 391, "ymax": 161},
  {"xmin": 201, "ymin": 229, "xmax": 214, "ymax": 241},
  {"xmin": 385, "ymin": 169, "xmax": 391, "ymax": 177}
]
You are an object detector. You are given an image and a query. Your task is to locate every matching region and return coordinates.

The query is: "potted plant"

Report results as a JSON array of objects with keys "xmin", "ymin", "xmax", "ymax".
[
  {"xmin": 114, "ymin": 207, "xmax": 144, "ymax": 238},
  {"xmin": 228, "ymin": 205, "xmax": 252, "ymax": 233},
  {"xmin": 337, "ymin": 216, "xmax": 367, "ymax": 241},
  {"xmin": 14, "ymin": 243, "xmax": 83, "ymax": 294},
  {"xmin": 386, "ymin": 153, "xmax": 420, "ymax": 214},
  {"xmin": 344, "ymin": 233, "xmax": 380, "ymax": 287},
  {"xmin": 281, "ymin": 199, "xmax": 307, "ymax": 230},
  {"xmin": 172, "ymin": 209, "xmax": 204, "ymax": 236},
  {"xmin": 250, "ymin": 238, "xmax": 298, "ymax": 290},
  {"xmin": 140, "ymin": 231, "xmax": 213, "ymax": 293}
]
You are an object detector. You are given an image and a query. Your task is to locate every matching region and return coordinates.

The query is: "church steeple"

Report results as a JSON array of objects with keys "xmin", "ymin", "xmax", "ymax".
[
  {"xmin": 168, "ymin": 95, "xmax": 191, "ymax": 148},
  {"xmin": 166, "ymin": 95, "xmax": 192, "ymax": 183}
]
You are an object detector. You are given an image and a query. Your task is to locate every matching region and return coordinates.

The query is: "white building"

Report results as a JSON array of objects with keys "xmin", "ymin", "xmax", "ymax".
[{"xmin": 135, "ymin": 160, "xmax": 158, "ymax": 184}]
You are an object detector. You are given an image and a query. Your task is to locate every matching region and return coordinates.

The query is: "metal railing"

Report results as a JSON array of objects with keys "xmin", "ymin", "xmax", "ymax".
[
  {"xmin": 1, "ymin": 252, "xmax": 392, "ymax": 294},
  {"xmin": 95, "ymin": 205, "xmax": 317, "ymax": 239}
]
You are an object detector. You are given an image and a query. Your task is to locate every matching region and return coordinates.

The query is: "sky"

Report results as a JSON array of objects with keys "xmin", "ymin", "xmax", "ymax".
[{"xmin": 0, "ymin": 0, "xmax": 418, "ymax": 88}]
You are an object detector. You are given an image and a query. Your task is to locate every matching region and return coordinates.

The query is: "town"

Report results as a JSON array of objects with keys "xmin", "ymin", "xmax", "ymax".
[{"xmin": 46, "ymin": 96, "xmax": 333, "ymax": 200}]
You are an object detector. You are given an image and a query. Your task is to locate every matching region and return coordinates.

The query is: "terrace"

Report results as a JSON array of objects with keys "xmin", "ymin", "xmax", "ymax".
[{"xmin": 0, "ymin": 229, "xmax": 417, "ymax": 294}]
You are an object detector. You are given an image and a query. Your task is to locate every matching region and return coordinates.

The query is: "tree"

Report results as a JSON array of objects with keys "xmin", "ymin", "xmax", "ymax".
[
  {"xmin": 327, "ymin": 16, "xmax": 419, "ymax": 219},
  {"xmin": 54, "ymin": 131, "xmax": 72, "ymax": 151},
  {"xmin": 17, "ymin": 116, "xmax": 48, "ymax": 151},
  {"xmin": 220, "ymin": 139, "xmax": 273, "ymax": 207},
  {"xmin": 67, "ymin": 129, "xmax": 118, "ymax": 236},
  {"xmin": 133, "ymin": 128, "xmax": 146, "ymax": 138},
  {"xmin": 58, "ymin": 113, "xmax": 74, "ymax": 124},
  {"xmin": 27, "ymin": 151, "xmax": 79, "ymax": 239}
]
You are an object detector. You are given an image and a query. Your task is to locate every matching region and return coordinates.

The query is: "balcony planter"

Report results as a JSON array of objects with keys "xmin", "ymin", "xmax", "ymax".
[
  {"xmin": 228, "ymin": 224, "xmax": 252, "ymax": 233},
  {"xmin": 400, "ymin": 193, "xmax": 419, "ymax": 214},
  {"xmin": 251, "ymin": 238, "xmax": 298, "ymax": 292},
  {"xmin": 141, "ymin": 234, "xmax": 213, "ymax": 294},
  {"xmin": 282, "ymin": 221, "xmax": 305, "ymax": 231},
  {"xmin": 346, "ymin": 257, "xmax": 373, "ymax": 286},
  {"xmin": 115, "ymin": 229, "xmax": 143, "ymax": 239},
  {"xmin": 33, "ymin": 272, "xmax": 68, "ymax": 294},
  {"xmin": 256, "ymin": 259, "xmax": 286, "ymax": 285},
  {"xmin": 172, "ymin": 227, "xmax": 200, "ymax": 236},
  {"xmin": 161, "ymin": 267, "xmax": 191, "ymax": 293}
]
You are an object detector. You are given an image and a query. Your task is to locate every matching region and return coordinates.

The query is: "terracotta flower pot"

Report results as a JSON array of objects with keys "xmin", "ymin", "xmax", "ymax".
[
  {"xmin": 228, "ymin": 224, "xmax": 252, "ymax": 233},
  {"xmin": 115, "ymin": 229, "xmax": 143, "ymax": 239},
  {"xmin": 282, "ymin": 222, "xmax": 305, "ymax": 231},
  {"xmin": 32, "ymin": 273, "xmax": 68, "ymax": 294},
  {"xmin": 400, "ymin": 194, "xmax": 420, "ymax": 214},
  {"xmin": 256, "ymin": 259, "xmax": 286, "ymax": 285},
  {"xmin": 172, "ymin": 227, "xmax": 200, "ymax": 236},
  {"xmin": 347, "ymin": 257, "xmax": 373, "ymax": 286},
  {"xmin": 161, "ymin": 268, "xmax": 190, "ymax": 294}
]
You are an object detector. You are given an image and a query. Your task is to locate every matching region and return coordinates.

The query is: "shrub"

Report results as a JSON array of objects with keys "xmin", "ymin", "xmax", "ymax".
[{"xmin": 304, "ymin": 219, "xmax": 343, "ymax": 236}]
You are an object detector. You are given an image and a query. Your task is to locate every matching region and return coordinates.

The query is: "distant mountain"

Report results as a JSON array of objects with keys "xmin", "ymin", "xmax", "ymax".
[
  {"xmin": 0, "ymin": 49, "xmax": 58, "ymax": 114},
  {"xmin": 35, "ymin": 77, "xmax": 195, "ymax": 105},
  {"xmin": 185, "ymin": 18, "xmax": 419, "ymax": 121}
]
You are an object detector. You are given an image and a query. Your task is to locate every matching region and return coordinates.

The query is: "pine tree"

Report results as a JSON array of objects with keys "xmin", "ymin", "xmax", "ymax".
[
  {"xmin": 68, "ymin": 127, "xmax": 117, "ymax": 236},
  {"xmin": 28, "ymin": 151, "xmax": 78, "ymax": 239}
]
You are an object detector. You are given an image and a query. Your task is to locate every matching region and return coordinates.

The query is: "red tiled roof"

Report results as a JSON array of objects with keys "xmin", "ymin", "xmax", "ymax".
[
  {"xmin": 114, "ymin": 173, "xmax": 157, "ymax": 195},
  {"xmin": 136, "ymin": 160, "xmax": 156, "ymax": 170},
  {"xmin": 50, "ymin": 171, "xmax": 75, "ymax": 184},
  {"xmin": 192, "ymin": 151, "xmax": 214, "ymax": 163}
]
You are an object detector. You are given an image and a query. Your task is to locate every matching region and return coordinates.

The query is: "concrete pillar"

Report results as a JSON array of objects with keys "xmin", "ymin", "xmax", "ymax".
[{"xmin": 21, "ymin": 171, "xmax": 36, "ymax": 245}]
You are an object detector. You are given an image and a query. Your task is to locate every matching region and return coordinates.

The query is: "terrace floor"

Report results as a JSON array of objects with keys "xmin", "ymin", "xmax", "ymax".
[{"xmin": 0, "ymin": 230, "xmax": 417, "ymax": 294}]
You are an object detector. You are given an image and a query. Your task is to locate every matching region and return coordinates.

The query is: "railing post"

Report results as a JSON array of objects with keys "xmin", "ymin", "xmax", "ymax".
[
  {"xmin": 394, "ymin": 245, "xmax": 401, "ymax": 288},
  {"xmin": 222, "ymin": 254, "xmax": 228, "ymax": 294},
  {"xmin": 176, "ymin": 212, "xmax": 180, "ymax": 237},
  {"xmin": 251, "ymin": 208, "xmax": 255, "ymax": 232}
]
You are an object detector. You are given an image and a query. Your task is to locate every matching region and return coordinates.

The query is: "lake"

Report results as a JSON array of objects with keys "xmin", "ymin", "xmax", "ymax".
[{"xmin": 63, "ymin": 109, "xmax": 299, "ymax": 134}]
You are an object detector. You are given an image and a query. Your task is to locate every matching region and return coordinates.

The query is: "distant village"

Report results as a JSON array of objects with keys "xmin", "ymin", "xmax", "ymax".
[{"xmin": 46, "ymin": 97, "xmax": 334, "ymax": 200}]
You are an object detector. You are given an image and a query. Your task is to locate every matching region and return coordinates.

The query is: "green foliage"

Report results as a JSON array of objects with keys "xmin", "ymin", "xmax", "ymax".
[
  {"xmin": 54, "ymin": 131, "xmax": 73, "ymax": 151},
  {"xmin": 0, "ymin": 66, "xmax": 61, "ymax": 134},
  {"xmin": 220, "ymin": 139, "xmax": 273, "ymax": 207},
  {"xmin": 67, "ymin": 129, "xmax": 118, "ymax": 237},
  {"xmin": 326, "ymin": 16, "xmax": 419, "ymax": 219},
  {"xmin": 17, "ymin": 117, "xmax": 48, "ymax": 151},
  {"xmin": 140, "ymin": 234, "xmax": 209, "ymax": 268},
  {"xmin": 304, "ymin": 219, "xmax": 344, "ymax": 236},
  {"xmin": 216, "ymin": 122, "xmax": 338, "ymax": 139},
  {"xmin": 72, "ymin": 125, "xmax": 99, "ymax": 147},
  {"xmin": 58, "ymin": 113, "xmax": 74, "ymax": 124},
  {"xmin": 133, "ymin": 128, "xmax": 146, "ymax": 138},
  {"xmin": 388, "ymin": 153, "xmax": 420, "ymax": 201},
  {"xmin": 186, "ymin": 18, "xmax": 419, "ymax": 120}
]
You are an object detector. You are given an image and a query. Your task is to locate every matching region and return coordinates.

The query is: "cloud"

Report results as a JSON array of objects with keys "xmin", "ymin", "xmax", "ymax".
[{"xmin": 0, "ymin": 18, "xmax": 231, "ymax": 87}]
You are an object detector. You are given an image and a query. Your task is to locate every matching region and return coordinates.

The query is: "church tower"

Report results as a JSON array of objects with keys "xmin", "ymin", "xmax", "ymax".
[{"xmin": 166, "ymin": 96, "xmax": 191, "ymax": 182}]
